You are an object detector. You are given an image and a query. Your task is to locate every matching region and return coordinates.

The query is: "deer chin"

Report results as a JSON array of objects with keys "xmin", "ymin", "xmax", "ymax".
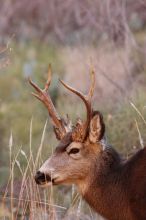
[
  {"xmin": 39, "ymin": 181, "xmax": 53, "ymax": 188},
  {"xmin": 51, "ymin": 176, "xmax": 65, "ymax": 185}
]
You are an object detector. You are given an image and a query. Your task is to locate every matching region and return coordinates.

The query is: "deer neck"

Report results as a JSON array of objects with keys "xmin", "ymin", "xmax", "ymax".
[{"xmin": 78, "ymin": 147, "xmax": 132, "ymax": 220}]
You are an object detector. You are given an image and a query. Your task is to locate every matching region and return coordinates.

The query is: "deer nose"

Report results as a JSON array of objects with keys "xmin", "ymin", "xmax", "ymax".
[{"xmin": 35, "ymin": 171, "xmax": 51, "ymax": 185}]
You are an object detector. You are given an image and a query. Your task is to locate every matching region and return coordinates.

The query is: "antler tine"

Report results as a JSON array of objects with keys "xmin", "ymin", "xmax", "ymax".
[
  {"xmin": 28, "ymin": 78, "xmax": 42, "ymax": 94},
  {"xmin": 88, "ymin": 68, "xmax": 96, "ymax": 100},
  {"xmin": 28, "ymin": 65, "xmax": 67, "ymax": 140},
  {"xmin": 44, "ymin": 64, "xmax": 52, "ymax": 92},
  {"xmin": 59, "ymin": 78, "xmax": 92, "ymax": 115},
  {"xmin": 59, "ymin": 68, "xmax": 95, "ymax": 140}
]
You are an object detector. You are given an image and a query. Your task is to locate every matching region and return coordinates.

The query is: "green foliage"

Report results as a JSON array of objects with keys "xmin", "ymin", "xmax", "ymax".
[
  {"xmin": 106, "ymin": 90, "xmax": 146, "ymax": 155},
  {"xmin": 0, "ymin": 41, "xmax": 62, "ymax": 168}
]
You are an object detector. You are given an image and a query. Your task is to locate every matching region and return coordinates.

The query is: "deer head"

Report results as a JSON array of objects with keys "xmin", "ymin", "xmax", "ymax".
[{"xmin": 29, "ymin": 65, "xmax": 105, "ymax": 193}]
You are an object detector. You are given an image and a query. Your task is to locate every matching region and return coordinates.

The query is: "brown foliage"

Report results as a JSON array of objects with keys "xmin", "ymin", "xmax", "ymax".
[{"xmin": 0, "ymin": 0, "xmax": 146, "ymax": 43}]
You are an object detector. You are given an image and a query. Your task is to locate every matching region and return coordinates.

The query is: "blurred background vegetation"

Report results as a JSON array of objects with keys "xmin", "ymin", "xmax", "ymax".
[{"xmin": 0, "ymin": 0, "xmax": 146, "ymax": 219}]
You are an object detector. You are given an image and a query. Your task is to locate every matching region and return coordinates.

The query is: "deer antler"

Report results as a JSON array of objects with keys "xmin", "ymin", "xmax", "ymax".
[
  {"xmin": 28, "ymin": 65, "xmax": 69, "ymax": 140},
  {"xmin": 60, "ymin": 68, "xmax": 95, "ymax": 141}
]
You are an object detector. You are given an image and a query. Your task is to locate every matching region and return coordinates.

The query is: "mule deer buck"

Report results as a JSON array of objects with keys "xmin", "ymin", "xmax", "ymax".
[{"xmin": 29, "ymin": 66, "xmax": 146, "ymax": 220}]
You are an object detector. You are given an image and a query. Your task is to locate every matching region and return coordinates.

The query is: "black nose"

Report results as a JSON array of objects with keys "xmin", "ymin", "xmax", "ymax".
[{"xmin": 35, "ymin": 171, "xmax": 51, "ymax": 185}]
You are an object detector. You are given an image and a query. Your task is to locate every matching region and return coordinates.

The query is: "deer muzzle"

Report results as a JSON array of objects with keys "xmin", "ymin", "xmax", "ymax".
[{"xmin": 35, "ymin": 170, "xmax": 52, "ymax": 185}]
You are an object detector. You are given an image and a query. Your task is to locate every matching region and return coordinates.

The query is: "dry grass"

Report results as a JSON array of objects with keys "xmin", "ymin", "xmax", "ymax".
[{"xmin": 0, "ymin": 121, "xmax": 57, "ymax": 219}]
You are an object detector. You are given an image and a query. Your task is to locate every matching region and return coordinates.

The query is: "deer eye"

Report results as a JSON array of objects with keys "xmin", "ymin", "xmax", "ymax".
[{"xmin": 69, "ymin": 148, "xmax": 80, "ymax": 154}]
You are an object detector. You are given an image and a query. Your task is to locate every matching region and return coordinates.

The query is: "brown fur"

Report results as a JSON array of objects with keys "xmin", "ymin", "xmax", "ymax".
[{"xmin": 79, "ymin": 147, "xmax": 146, "ymax": 220}]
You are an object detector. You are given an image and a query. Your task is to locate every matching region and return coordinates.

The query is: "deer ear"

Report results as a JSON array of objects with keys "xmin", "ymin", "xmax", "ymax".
[{"xmin": 89, "ymin": 112, "xmax": 105, "ymax": 143}]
